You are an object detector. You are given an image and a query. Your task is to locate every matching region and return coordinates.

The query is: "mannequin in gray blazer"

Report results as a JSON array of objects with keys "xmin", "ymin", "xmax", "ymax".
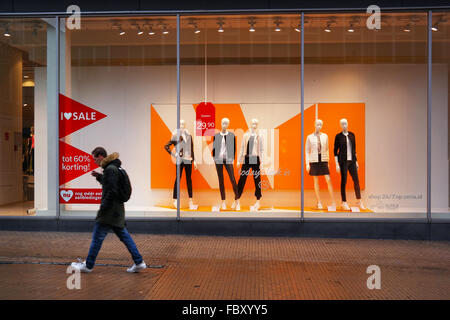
[{"xmin": 212, "ymin": 118, "xmax": 238, "ymax": 209}]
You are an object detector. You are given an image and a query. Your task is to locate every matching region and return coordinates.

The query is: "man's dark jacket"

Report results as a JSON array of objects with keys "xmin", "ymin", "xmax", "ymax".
[{"xmin": 95, "ymin": 152, "xmax": 125, "ymax": 228}]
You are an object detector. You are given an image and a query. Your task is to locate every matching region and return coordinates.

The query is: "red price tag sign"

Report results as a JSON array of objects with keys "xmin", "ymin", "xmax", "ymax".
[{"xmin": 196, "ymin": 102, "xmax": 215, "ymax": 136}]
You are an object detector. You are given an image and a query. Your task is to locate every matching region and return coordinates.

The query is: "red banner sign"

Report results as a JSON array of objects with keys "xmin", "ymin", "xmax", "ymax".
[
  {"xmin": 195, "ymin": 102, "xmax": 215, "ymax": 136},
  {"xmin": 60, "ymin": 188, "xmax": 102, "ymax": 204},
  {"xmin": 59, "ymin": 141, "xmax": 99, "ymax": 185},
  {"xmin": 59, "ymin": 94, "xmax": 107, "ymax": 138}
]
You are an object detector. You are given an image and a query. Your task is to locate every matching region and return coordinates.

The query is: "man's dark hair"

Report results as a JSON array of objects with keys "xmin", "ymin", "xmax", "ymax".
[{"xmin": 92, "ymin": 147, "xmax": 107, "ymax": 158}]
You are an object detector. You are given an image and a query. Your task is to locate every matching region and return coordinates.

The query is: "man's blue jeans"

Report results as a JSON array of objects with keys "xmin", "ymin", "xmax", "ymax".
[{"xmin": 86, "ymin": 222, "xmax": 143, "ymax": 269}]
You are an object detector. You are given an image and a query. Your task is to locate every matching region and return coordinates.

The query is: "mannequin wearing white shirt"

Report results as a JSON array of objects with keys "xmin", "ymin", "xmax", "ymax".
[
  {"xmin": 305, "ymin": 119, "xmax": 336, "ymax": 209},
  {"xmin": 212, "ymin": 118, "xmax": 239, "ymax": 210},
  {"xmin": 334, "ymin": 118, "xmax": 365, "ymax": 210},
  {"xmin": 235, "ymin": 119, "xmax": 264, "ymax": 211},
  {"xmin": 164, "ymin": 119, "xmax": 198, "ymax": 209}
]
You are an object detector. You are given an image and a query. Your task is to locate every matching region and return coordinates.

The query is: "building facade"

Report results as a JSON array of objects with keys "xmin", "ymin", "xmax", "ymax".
[{"xmin": 0, "ymin": 1, "xmax": 449, "ymax": 238}]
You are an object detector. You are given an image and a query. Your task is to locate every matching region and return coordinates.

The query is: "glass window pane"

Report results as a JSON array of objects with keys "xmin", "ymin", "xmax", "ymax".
[
  {"xmin": 59, "ymin": 16, "xmax": 177, "ymax": 218},
  {"xmin": 304, "ymin": 12, "xmax": 428, "ymax": 218},
  {"xmin": 180, "ymin": 14, "xmax": 301, "ymax": 218},
  {"xmin": 0, "ymin": 18, "xmax": 54, "ymax": 217},
  {"xmin": 431, "ymin": 11, "xmax": 450, "ymax": 220}
]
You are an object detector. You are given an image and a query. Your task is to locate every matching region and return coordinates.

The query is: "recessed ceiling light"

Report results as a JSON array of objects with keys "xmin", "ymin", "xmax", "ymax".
[
  {"xmin": 4, "ymin": 27, "xmax": 11, "ymax": 37},
  {"xmin": 217, "ymin": 18, "xmax": 225, "ymax": 33},
  {"xmin": 274, "ymin": 18, "xmax": 282, "ymax": 32}
]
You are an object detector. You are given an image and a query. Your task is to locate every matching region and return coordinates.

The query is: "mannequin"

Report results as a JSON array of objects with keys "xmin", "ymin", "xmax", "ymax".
[
  {"xmin": 212, "ymin": 118, "xmax": 239, "ymax": 210},
  {"xmin": 236, "ymin": 119, "xmax": 264, "ymax": 211},
  {"xmin": 164, "ymin": 119, "xmax": 198, "ymax": 210},
  {"xmin": 305, "ymin": 119, "xmax": 336, "ymax": 209},
  {"xmin": 334, "ymin": 118, "xmax": 365, "ymax": 210}
]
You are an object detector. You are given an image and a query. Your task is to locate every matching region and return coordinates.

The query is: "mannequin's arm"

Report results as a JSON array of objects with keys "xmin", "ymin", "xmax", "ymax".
[
  {"xmin": 305, "ymin": 136, "xmax": 311, "ymax": 172},
  {"xmin": 259, "ymin": 134, "xmax": 264, "ymax": 168},
  {"xmin": 191, "ymin": 136, "xmax": 197, "ymax": 170},
  {"xmin": 237, "ymin": 135, "xmax": 245, "ymax": 166},
  {"xmin": 334, "ymin": 135, "xmax": 340, "ymax": 172},
  {"xmin": 164, "ymin": 140, "xmax": 177, "ymax": 157}
]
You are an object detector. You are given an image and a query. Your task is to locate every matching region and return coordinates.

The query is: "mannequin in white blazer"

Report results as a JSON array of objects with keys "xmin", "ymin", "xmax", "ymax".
[
  {"xmin": 235, "ymin": 119, "xmax": 264, "ymax": 211},
  {"xmin": 305, "ymin": 119, "xmax": 336, "ymax": 210}
]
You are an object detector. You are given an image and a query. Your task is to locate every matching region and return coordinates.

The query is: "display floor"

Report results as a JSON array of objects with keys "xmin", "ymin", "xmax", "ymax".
[{"xmin": 0, "ymin": 201, "xmax": 35, "ymax": 216}]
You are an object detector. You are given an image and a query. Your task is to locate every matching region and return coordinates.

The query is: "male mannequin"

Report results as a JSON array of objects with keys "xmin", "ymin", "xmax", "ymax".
[
  {"xmin": 236, "ymin": 119, "xmax": 264, "ymax": 211},
  {"xmin": 212, "ymin": 118, "xmax": 239, "ymax": 210},
  {"xmin": 305, "ymin": 119, "xmax": 336, "ymax": 209},
  {"xmin": 334, "ymin": 118, "xmax": 365, "ymax": 210},
  {"xmin": 164, "ymin": 119, "xmax": 198, "ymax": 210}
]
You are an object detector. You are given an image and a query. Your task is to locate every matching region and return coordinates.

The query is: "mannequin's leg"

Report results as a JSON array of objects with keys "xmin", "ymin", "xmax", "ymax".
[
  {"xmin": 225, "ymin": 163, "xmax": 238, "ymax": 200},
  {"xmin": 215, "ymin": 163, "xmax": 226, "ymax": 201},
  {"xmin": 185, "ymin": 162, "xmax": 193, "ymax": 199},
  {"xmin": 173, "ymin": 163, "xmax": 185, "ymax": 207},
  {"xmin": 340, "ymin": 161, "xmax": 350, "ymax": 210},
  {"xmin": 348, "ymin": 161, "xmax": 361, "ymax": 200},
  {"xmin": 252, "ymin": 162, "xmax": 262, "ymax": 201},
  {"xmin": 237, "ymin": 162, "xmax": 249, "ymax": 200},
  {"xmin": 348, "ymin": 161, "xmax": 365, "ymax": 209},
  {"xmin": 313, "ymin": 176, "xmax": 322, "ymax": 208},
  {"xmin": 325, "ymin": 174, "xmax": 336, "ymax": 205}
]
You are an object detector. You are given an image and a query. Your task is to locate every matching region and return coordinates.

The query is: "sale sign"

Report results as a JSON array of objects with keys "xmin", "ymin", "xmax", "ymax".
[
  {"xmin": 59, "ymin": 94, "xmax": 107, "ymax": 138},
  {"xmin": 195, "ymin": 102, "xmax": 215, "ymax": 136},
  {"xmin": 60, "ymin": 188, "xmax": 102, "ymax": 204},
  {"xmin": 59, "ymin": 141, "xmax": 99, "ymax": 185}
]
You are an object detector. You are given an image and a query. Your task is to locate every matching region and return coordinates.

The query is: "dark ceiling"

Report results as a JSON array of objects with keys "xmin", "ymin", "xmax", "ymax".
[{"xmin": 0, "ymin": 0, "xmax": 449, "ymax": 13}]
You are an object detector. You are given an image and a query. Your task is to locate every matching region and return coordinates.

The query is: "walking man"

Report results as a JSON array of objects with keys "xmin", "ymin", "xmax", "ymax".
[{"xmin": 71, "ymin": 147, "xmax": 146, "ymax": 273}]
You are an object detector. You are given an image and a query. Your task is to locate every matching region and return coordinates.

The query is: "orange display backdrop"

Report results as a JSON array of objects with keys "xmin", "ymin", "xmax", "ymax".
[
  {"xmin": 151, "ymin": 103, "xmax": 364, "ymax": 192},
  {"xmin": 303, "ymin": 103, "xmax": 365, "ymax": 191}
]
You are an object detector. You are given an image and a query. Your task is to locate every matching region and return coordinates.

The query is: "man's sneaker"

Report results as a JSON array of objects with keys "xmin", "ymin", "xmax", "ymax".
[
  {"xmin": 70, "ymin": 260, "xmax": 92, "ymax": 273},
  {"xmin": 127, "ymin": 261, "xmax": 147, "ymax": 273}
]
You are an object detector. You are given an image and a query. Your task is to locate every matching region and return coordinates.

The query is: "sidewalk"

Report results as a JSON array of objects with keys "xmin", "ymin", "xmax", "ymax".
[{"xmin": 0, "ymin": 231, "xmax": 448, "ymax": 300}]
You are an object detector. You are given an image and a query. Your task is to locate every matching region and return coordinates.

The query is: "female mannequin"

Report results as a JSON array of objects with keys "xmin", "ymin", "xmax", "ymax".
[
  {"xmin": 164, "ymin": 119, "xmax": 198, "ymax": 210},
  {"xmin": 212, "ymin": 118, "xmax": 238, "ymax": 210},
  {"xmin": 334, "ymin": 118, "xmax": 365, "ymax": 210},
  {"xmin": 305, "ymin": 119, "xmax": 336, "ymax": 209},
  {"xmin": 235, "ymin": 118, "xmax": 264, "ymax": 211}
]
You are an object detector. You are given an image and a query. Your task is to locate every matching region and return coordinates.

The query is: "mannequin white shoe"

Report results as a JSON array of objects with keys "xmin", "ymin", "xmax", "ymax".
[
  {"xmin": 317, "ymin": 202, "xmax": 323, "ymax": 210},
  {"xmin": 173, "ymin": 199, "xmax": 177, "ymax": 209},
  {"xmin": 221, "ymin": 201, "xmax": 227, "ymax": 210},
  {"xmin": 357, "ymin": 200, "xmax": 366, "ymax": 210},
  {"xmin": 189, "ymin": 200, "xmax": 198, "ymax": 210},
  {"xmin": 252, "ymin": 201, "xmax": 260, "ymax": 211},
  {"xmin": 341, "ymin": 202, "xmax": 350, "ymax": 210},
  {"xmin": 231, "ymin": 201, "xmax": 237, "ymax": 209}
]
